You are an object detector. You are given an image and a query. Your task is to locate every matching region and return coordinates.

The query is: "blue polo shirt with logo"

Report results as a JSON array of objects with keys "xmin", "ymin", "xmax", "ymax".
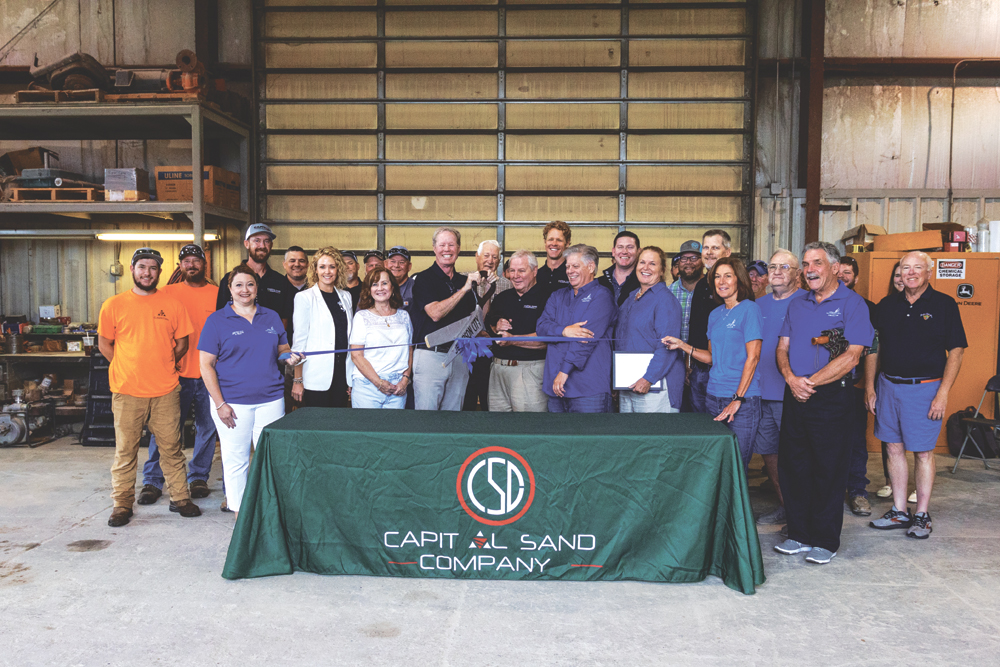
[
  {"xmin": 779, "ymin": 283, "xmax": 874, "ymax": 378},
  {"xmin": 707, "ymin": 298, "xmax": 763, "ymax": 398},
  {"xmin": 757, "ymin": 289, "xmax": 803, "ymax": 400},
  {"xmin": 198, "ymin": 305, "xmax": 287, "ymax": 405}
]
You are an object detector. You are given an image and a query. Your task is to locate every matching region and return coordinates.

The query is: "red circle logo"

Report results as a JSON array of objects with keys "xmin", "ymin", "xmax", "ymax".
[{"xmin": 456, "ymin": 446, "xmax": 535, "ymax": 526}]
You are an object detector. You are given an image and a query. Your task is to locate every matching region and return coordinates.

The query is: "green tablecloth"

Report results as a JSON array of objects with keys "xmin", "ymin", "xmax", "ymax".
[{"xmin": 222, "ymin": 409, "xmax": 766, "ymax": 595}]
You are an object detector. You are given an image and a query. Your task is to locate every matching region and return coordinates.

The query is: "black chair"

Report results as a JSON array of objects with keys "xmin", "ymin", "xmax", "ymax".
[{"xmin": 951, "ymin": 374, "xmax": 1000, "ymax": 473}]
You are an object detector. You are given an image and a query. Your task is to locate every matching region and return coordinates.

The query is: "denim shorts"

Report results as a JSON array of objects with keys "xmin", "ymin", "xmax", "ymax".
[
  {"xmin": 751, "ymin": 399, "xmax": 783, "ymax": 456},
  {"xmin": 873, "ymin": 374, "xmax": 942, "ymax": 452},
  {"xmin": 707, "ymin": 393, "xmax": 761, "ymax": 470}
]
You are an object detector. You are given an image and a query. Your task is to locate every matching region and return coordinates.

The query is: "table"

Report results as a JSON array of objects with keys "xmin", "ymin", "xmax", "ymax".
[
  {"xmin": 0, "ymin": 352, "xmax": 90, "ymax": 399},
  {"xmin": 223, "ymin": 409, "xmax": 766, "ymax": 595}
]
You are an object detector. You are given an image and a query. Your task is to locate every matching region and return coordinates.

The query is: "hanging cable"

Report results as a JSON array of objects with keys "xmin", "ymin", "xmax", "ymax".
[{"xmin": 0, "ymin": 0, "xmax": 64, "ymax": 65}]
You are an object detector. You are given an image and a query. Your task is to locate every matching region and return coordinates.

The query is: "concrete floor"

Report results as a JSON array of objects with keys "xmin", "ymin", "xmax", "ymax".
[{"xmin": 2, "ymin": 437, "xmax": 998, "ymax": 667}]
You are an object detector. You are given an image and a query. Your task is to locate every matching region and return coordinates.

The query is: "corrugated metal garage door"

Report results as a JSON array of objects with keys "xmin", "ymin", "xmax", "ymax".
[{"xmin": 255, "ymin": 0, "xmax": 755, "ymax": 271}]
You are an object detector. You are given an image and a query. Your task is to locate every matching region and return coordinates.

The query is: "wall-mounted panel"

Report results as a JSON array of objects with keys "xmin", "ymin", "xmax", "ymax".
[
  {"xmin": 386, "ymin": 73, "xmax": 497, "ymax": 100},
  {"xmin": 385, "ymin": 104, "xmax": 498, "ymax": 130},
  {"xmin": 265, "ymin": 43, "xmax": 377, "ymax": 68},
  {"xmin": 265, "ymin": 74, "xmax": 378, "ymax": 100},
  {"xmin": 385, "ymin": 41, "xmax": 499, "ymax": 68}
]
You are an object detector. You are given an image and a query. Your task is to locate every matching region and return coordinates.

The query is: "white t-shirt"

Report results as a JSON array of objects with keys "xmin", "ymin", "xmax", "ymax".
[{"xmin": 349, "ymin": 308, "xmax": 413, "ymax": 383}]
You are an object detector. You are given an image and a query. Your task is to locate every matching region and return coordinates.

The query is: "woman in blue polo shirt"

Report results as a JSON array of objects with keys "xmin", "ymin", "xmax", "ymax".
[
  {"xmin": 664, "ymin": 257, "xmax": 762, "ymax": 468},
  {"xmin": 199, "ymin": 264, "xmax": 302, "ymax": 517}
]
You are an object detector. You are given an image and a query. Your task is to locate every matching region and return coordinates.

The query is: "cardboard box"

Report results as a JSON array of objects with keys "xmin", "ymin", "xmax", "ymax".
[
  {"xmin": 873, "ymin": 230, "xmax": 944, "ymax": 252},
  {"xmin": 840, "ymin": 224, "xmax": 886, "ymax": 247},
  {"xmin": 0, "ymin": 147, "xmax": 48, "ymax": 177},
  {"xmin": 104, "ymin": 168, "xmax": 150, "ymax": 202},
  {"xmin": 154, "ymin": 166, "xmax": 241, "ymax": 210}
]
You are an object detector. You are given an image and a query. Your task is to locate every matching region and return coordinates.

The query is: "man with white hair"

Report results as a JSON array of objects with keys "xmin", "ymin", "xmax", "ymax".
[
  {"xmin": 867, "ymin": 251, "xmax": 966, "ymax": 539},
  {"xmin": 773, "ymin": 241, "xmax": 874, "ymax": 564},
  {"xmin": 486, "ymin": 250, "xmax": 551, "ymax": 412},
  {"xmin": 463, "ymin": 240, "xmax": 513, "ymax": 410},
  {"xmin": 536, "ymin": 244, "xmax": 615, "ymax": 413},
  {"xmin": 751, "ymin": 249, "xmax": 802, "ymax": 527}
]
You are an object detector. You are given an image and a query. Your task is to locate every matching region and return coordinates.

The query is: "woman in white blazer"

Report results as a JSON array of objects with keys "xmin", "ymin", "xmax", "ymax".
[{"xmin": 291, "ymin": 246, "xmax": 355, "ymax": 407}]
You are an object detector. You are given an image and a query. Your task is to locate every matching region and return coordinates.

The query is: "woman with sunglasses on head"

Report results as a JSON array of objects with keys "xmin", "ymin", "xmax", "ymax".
[{"xmin": 349, "ymin": 267, "xmax": 413, "ymax": 409}]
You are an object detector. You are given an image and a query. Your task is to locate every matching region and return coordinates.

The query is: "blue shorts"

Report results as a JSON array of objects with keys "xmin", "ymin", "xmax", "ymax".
[
  {"xmin": 752, "ymin": 399, "xmax": 783, "ymax": 456},
  {"xmin": 873, "ymin": 375, "xmax": 942, "ymax": 452}
]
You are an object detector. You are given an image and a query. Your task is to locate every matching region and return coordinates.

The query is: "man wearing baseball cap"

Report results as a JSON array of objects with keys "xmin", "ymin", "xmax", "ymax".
[
  {"xmin": 668, "ymin": 240, "xmax": 704, "ymax": 344},
  {"xmin": 364, "ymin": 249, "xmax": 385, "ymax": 279},
  {"xmin": 98, "ymin": 248, "xmax": 201, "ymax": 526},
  {"xmin": 385, "ymin": 246, "xmax": 415, "ymax": 315},
  {"xmin": 139, "ymin": 244, "xmax": 220, "ymax": 505},
  {"xmin": 216, "ymin": 223, "xmax": 295, "ymax": 331},
  {"xmin": 747, "ymin": 260, "xmax": 770, "ymax": 299},
  {"xmin": 341, "ymin": 250, "xmax": 362, "ymax": 313}
]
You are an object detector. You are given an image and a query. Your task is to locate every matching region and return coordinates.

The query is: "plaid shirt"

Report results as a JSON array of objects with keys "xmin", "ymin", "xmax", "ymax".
[{"xmin": 669, "ymin": 279, "xmax": 696, "ymax": 342}]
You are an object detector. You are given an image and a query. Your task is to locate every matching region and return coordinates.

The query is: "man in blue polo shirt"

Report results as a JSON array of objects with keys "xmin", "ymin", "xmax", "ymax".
[
  {"xmin": 866, "ymin": 251, "xmax": 966, "ymax": 539},
  {"xmin": 751, "ymin": 249, "xmax": 802, "ymax": 526},
  {"xmin": 536, "ymin": 244, "xmax": 615, "ymax": 413},
  {"xmin": 773, "ymin": 241, "xmax": 874, "ymax": 564}
]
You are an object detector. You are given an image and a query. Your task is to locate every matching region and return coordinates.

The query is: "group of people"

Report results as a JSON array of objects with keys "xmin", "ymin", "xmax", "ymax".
[{"xmin": 98, "ymin": 220, "xmax": 966, "ymax": 566}]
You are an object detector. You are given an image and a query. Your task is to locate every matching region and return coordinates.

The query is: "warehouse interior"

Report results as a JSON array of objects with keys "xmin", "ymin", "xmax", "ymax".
[{"xmin": 2, "ymin": 1, "xmax": 1000, "ymax": 664}]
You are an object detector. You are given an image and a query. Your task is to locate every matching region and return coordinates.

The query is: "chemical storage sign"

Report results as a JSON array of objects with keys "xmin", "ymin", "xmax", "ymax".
[{"xmin": 937, "ymin": 259, "xmax": 966, "ymax": 280}]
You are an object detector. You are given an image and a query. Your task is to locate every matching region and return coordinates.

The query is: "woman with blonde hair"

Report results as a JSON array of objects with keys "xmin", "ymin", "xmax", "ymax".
[{"xmin": 292, "ymin": 246, "xmax": 354, "ymax": 408}]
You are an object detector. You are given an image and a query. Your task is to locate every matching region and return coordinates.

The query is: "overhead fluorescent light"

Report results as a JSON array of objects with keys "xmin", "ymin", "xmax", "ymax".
[{"xmin": 95, "ymin": 232, "xmax": 220, "ymax": 242}]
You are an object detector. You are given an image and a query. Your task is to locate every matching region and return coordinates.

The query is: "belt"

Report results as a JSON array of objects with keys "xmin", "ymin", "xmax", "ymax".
[
  {"xmin": 426, "ymin": 344, "xmax": 451, "ymax": 353},
  {"xmin": 882, "ymin": 373, "xmax": 941, "ymax": 385},
  {"xmin": 493, "ymin": 358, "xmax": 518, "ymax": 367}
]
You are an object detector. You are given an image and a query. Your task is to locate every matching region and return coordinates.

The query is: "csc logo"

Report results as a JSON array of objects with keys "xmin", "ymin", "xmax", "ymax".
[{"xmin": 456, "ymin": 446, "xmax": 535, "ymax": 526}]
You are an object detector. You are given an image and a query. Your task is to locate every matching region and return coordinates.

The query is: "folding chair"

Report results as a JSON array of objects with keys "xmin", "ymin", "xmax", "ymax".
[{"xmin": 951, "ymin": 374, "xmax": 1000, "ymax": 473}]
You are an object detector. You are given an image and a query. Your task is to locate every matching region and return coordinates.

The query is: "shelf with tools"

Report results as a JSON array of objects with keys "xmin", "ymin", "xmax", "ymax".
[{"xmin": 0, "ymin": 103, "xmax": 251, "ymax": 240}]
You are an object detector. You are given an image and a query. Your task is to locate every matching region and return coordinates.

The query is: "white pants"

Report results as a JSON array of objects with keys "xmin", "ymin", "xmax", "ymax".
[
  {"xmin": 210, "ymin": 397, "xmax": 284, "ymax": 513},
  {"xmin": 619, "ymin": 386, "xmax": 677, "ymax": 413},
  {"xmin": 488, "ymin": 360, "xmax": 548, "ymax": 412},
  {"xmin": 413, "ymin": 348, "xmax": 469, "ymax": 411}
]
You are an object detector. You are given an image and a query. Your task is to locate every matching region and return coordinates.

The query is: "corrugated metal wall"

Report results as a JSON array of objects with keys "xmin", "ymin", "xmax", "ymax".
[{"xmin": 257, "ymin": 0, "xmax": 757, "ymax": 272}]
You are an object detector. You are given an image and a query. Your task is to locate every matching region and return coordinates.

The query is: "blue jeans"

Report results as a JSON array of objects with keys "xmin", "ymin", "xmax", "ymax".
[
  {"xmin": 352, "ymin": 372, "xmax": 406, "ymax": 410},
  {"xmin": 547, "ymin": 393, "xmax": 611, "ymax": 413},
  {"xmin": 686, "ymin": 364, "xmax": 711, "ymax": 414},
  {"xmin": 144, "ymin": 377, "xmax": 217, "ymax": 488},
  {"xmin": 846, "ymin": 386, "xmax": 870, "ymax": 497},
  {"xmin": 707, "ymin": 393, "xmax": 761, "ymax": 471}
]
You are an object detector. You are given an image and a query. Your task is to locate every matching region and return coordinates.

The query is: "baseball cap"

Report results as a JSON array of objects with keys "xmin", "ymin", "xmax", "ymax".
[
  {"xmin": 678, "ymin": 240, "xmax": 701, "ymax": 256},
  {"xmin": 178, "ymin": 244, "xmax": 205, "ymax": 261},
  {"xmin": 341, "ymin": 250, "xmax": 358, "ymax": 262},
  {"xmin": 747, "ymin": 260, "xmax": 768, "ymax": 277},
  {"xmin": 131, "ymin": 247, "xmax": 163, "ymax": 266},
  {"xmin": 364, "ymin": 249, "xmax": 385, "ymax": 262},
  {"xmin": 671, "ymin": 255, "xmax": 681, "ymax": 266},
  {"xmin": 386, "ymin": 246, "xmax": 410, "ymax": 261},
  {"xmin": 244, "ymin": 223, "xmax": 275, "ymax": 241}
]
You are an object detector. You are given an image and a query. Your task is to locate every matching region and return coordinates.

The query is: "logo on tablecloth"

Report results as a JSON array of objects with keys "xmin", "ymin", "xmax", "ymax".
[{"xmin": 456, "ymin": 446, "xmax": 536, "ymax": 526}]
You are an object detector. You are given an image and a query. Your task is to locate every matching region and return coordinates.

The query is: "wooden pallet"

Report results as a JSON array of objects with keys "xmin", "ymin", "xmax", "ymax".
[
  {"xmin": 15, "ymin": 88, "xmax": 104, "ymax": 103},
  {"xmin": 105, "ymin": 91, "xmax": 206, "ymax": 103},
  {"xmin": 10, "ymin": 188, "xmax": 105, "ymax": 202}
]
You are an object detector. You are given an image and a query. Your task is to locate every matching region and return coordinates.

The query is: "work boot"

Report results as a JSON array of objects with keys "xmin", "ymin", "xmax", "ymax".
[
  {"xmin": 137, "ymin": 485, "xmax": 162, "ymax": 505},
  {"xmin": 168, "ymin": 500, "xmax": 202, "ymax": 518},
  {"xmin": 107, "ymin": 507, "xmax": 133, "ymax": 527},
  {"xmin": 189, "ymin": 480, "xmax": 210, "ymax": 498},
  {"xmin": 848, "ymin": 495, "xmax": 872, "ymax": 516}
]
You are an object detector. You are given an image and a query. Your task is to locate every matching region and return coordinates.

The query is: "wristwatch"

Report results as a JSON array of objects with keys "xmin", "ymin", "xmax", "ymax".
[{"xmin": 731, "ymin": 393, "xmax": 746, "ymax": 403}]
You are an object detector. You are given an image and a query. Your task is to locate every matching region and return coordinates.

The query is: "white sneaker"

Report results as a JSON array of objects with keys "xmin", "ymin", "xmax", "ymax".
[
  {"xmin": 876, "ymin": 485, "xmax": 892, "ymax": 498},
  {"xmin": 908, "ymin": 490, "xmax": 917, "ymax": 504}
]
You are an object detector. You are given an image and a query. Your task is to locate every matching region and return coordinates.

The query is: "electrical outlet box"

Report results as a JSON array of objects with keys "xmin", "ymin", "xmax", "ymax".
[{"xmin": 110, "ymin": 262, "xmax": 124, "ymax": 276}]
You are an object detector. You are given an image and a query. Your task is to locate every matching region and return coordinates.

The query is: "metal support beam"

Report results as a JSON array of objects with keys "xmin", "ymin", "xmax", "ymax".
[
  {"xmin": 194, "ymin": 0, "xmax": 220, "ymax": 69},
  {"xmin": 801, "ymin": 0, "xmax": 824, "ymax": 243},
  {"xmin": 192, "ymin": 106, "xmax": 205, "ymax": 245}
]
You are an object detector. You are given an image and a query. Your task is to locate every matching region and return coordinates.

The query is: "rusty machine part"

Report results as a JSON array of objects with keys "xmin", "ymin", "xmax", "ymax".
[{"xmin": 29, "ymin": 52, "xmax": 112, "ymax": 91}]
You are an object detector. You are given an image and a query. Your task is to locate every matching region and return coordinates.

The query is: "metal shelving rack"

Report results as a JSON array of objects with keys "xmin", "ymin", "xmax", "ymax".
[{"xmin": 0, "ymin": 103, "xmax": 251, "ymax": 241}]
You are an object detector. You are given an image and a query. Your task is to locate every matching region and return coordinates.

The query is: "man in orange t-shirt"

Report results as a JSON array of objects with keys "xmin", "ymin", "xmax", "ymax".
[
  {"xmin": 140, "ymin": 244, "xmax": 220, "ymax": 505},
  {"xmin": 98, "ymin": 247, "xmax": 201, "ymax": 527}
]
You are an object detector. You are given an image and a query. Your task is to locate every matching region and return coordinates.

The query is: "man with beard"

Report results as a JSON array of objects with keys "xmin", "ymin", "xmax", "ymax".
[
  {"xmin": 98, "ymin": 248, "xmax": 201, "ymax": 527},
  {"xmin": 668, "ymin": 240, "xmax": 703, "ymax": 343},
  {"xmin": 341, "ymin": 250, "xmax": 362, "ymax": 313},
  {"xmin": 216, "ymin": 223, "xmax": 294, "ymax": 331},
  {"xmin": 536, "ymin": 221, "xmax": 572, "ymax": 292},
  {"xmin": 774, "ymin": 242, "xmax": 874, "ymax": 564},
  {"xmin": 685, "ymin": 231, "xmax": 732, "ymax": 412},
  {"xmin": 283, "ymin": 245, "xmax": 309, "ymax": 292},
  {"xmin": 385, "ymin": 246, "xmax": 415, "ymax": 315},
  {"xmin": 598, "ymin": 231, "xmax": 640, "ymax": 307},
  {"xmin": 463, "ymin": 240, "xmax": 513, "ymax": 411},
  {"xmin": 138, "ymin": 244, "xmax": 219, "ymax": 505}
]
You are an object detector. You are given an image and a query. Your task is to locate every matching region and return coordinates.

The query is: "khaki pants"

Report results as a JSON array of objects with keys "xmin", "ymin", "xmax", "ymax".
[
  {"xmin": 111, "ymin": 386, "xmax": 190, "ymax": 508},
  {"xmin": 488, "ymin": 360, "xmax": 548, "ymax": 413}
]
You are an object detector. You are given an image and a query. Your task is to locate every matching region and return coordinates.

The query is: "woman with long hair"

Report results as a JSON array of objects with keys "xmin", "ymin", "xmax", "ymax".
[
  {"xmin": 663, "ymin": 257, "xmax": 763, "ymax": 467},
  {"xmin": 292, "ymin": 247, "xmax": 354, "ymax": 407},
  {"xmin": 349, "ymin": 267, "xmax": 413, "ymax": 409}
]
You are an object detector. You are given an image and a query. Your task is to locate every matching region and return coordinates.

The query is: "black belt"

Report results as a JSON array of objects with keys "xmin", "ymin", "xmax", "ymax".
[
  {"xmin": 426, "ymin": 344, "xmax": 452, "ymax": 353},
  {"xmin": 882, "ymin": 373, "xmax": 941, "ymax": 385}
]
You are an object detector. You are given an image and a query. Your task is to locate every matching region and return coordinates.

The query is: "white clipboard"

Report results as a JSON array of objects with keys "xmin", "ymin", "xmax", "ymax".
[{"xmin": 613, "ymin": 352, "xmax": 665, "ymax": 392}]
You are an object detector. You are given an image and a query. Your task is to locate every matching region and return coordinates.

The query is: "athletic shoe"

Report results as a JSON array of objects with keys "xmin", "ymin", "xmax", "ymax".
[
  {"xmin": 805, "ymin": 548, "xmax": 836, "ymax": 564},
  {"xmin": 908, "ymin": 490, "xmax": 917, "ymax": 504},
  {"xmin": 774, "ymin": 539, "xmax": 812, "ymax": 555},
  {"xmin": 876, "ymin": 485, "xmax": 892, "ymax": 498},
  {"xmin": 906, "ymin": 512, "xmax": 932, "ymax": 539},
  {"xmin": 756, "ymin": 506, "xmax": 786, "ymax": 525},
  {"xmin": 869, "ymin": 506, "xmax": 913, "ymax": 530},
  {"xmin": 848, "ymin": 495, "xmax": 872, "ymax": 516}
]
